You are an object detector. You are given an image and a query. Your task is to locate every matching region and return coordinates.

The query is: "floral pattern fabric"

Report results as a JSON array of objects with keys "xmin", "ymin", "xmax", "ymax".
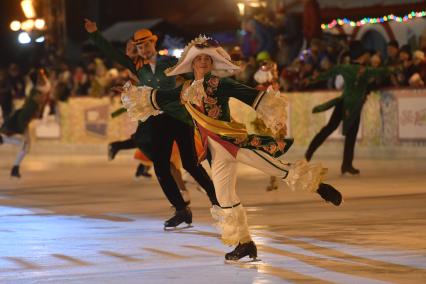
[{"xmin": 199, "ymin": 75, "xmax": 293, "ymax": 158}]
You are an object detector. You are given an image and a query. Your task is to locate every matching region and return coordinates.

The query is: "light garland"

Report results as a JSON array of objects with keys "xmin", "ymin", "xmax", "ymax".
[{"xmin": 321, "ymin": 10, "xmax": 426, "ymax": 30}]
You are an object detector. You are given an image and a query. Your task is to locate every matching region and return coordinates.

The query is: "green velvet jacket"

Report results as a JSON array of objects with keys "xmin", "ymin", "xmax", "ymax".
[
  {"xmin": 311, "ymin": 64, "xmax": 390, "ymax": 135},
  {"xmin": 152, "ymin": 74, "xmax": 293, "ymax": 158},
  {"xmin": 88, "ymin": 31, "xmax": 178, "ymax": 158}
]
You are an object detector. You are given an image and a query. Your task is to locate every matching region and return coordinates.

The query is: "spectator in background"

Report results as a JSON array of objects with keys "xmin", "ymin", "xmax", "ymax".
[
  {"xmin": 8, "ymin": 63, "xmax": 25, "ymax": 99},
  {"xmin": 369, "ymin": 53, "xmax": 387, "ymax": 89},
  {"xmin": 56, "ymin": 62, "xmax": 72, "ymax": 102},
  {"xmin": 72, "ymin": 65, "xmax": 90, "ymax": 96},
  {"xmin": 275, "ymin": 34, "xmax": 290, "ymax": 68},
  {"xmin": 385, "ymin": 40, "xmax": 400, "ymax": 67},
  {"xmin": 408, "ymin": 50, "xmax": 426, "ymax": 87},
  {"xmin": 392, "ymin": 45, "xmax": 412, "ymax": 86},
  {"xmin": 302, "ymin": 0, "xmax": 322, "ymax": 47},
  {"xmin": 0, "ymin": 69, "xmax": 13, "ymax": 121},
  {"xmin": 241, "ymin": 19, "xmax": 258, "ymax": 59},
  {"xmin": 89, "ymin": 58, "xmax": 108, "ymax": 97},
  {"xmin": 246, "ymin": 17, "xmax": 276, "ymax": 56},
  {"xmin": 371, "ymin": 53, "xmax": 382, "ymax": 68},
  {"xmin": 279, "ymin": 57, "xmax": 303, "ymax": 91}
]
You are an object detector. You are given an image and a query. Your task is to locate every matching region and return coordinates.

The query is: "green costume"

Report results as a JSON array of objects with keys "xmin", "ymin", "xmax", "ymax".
[
  {"xmin": 1, "ymin": 88, "xmax": 44, "ymax": 135},
  {"xmin": 88, "ymin": 31, "xmax": 177, "ymax": 158},
  {"xmin": 311, "ymin": 64, "xmax": 390, "ymax": 135},
  {"xmin": 150, "ymin": 74, "xmax": 293, "ymax": 158},
  {"xmin": 306, "ymin": 63, "xmax": 391, "ymax": 173}
]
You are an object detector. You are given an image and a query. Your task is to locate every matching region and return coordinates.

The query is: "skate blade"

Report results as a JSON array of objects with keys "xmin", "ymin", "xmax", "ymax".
[
  {"xmin": 133, "ymin": 176, "xmax": 151, "ymax": 181},
  {"xmin": 163, "ymin": 224, "xmax": 194, "ymax": 231},
  {"xmin": 225, "ymin": 257, "xmax": 262, "ymax": 264},
  {"xmin": 340, "ymin": 173, "xmax": 360, "ymax": 177}
]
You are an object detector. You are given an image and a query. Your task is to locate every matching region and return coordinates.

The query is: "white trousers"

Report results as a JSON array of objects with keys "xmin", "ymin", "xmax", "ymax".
[
  {"xmin": 208, "ymin": 137, "xmax": 291, "ymax": 208},
  {"xmin": 1, "ymin": 132, "xmax": 30, "ymax": 166},
  {"xmin": 208, "ymin": 137, "xmax": 293, "ymax": 245},
  {"xmin": 207, "ymin": 137, "xmax": 324, "ymax": 245}
]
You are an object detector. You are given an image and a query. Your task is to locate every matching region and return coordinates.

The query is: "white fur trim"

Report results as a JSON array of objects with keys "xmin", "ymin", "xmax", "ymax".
[
  {"xmin": 284, "ymin": 160, "xmax": 327, "ymax": 192},
  {"xmin": 210, "ymin": 205, "xmax": 251, "ymax": 246}
]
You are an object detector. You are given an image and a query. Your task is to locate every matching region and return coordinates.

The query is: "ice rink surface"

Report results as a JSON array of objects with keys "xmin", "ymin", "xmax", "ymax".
[{"xmin": 0, "ymin": 151, "xmax": 425, "ymax": 283}]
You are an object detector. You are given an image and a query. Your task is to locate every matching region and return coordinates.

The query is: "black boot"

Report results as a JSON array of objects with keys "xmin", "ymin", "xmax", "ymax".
[
  {"xmin": 341, "ymin": 165, "xmax": 360, "ymax": 175},
  {"xmin": 135, "ymin": 164, "xmax": 152, "ymax": 178},
  {"xmin": 164, "ymin": 207, "xmax": 192, "ymax": 230},
  {"xmin": 225, "ymin": 241, "xmax": 258, "ymax": 261},
  {"xmin": 0, "ymin": 134, "xmax": 3, "ymax": 145},
  {"xmin": 108, "ymin": 143, "xmax": 119, "ymax": 161},
  {"xmin": 316, "ymin": 183, "xmax": 342, "ymax": 206},
  {"xmin": 10, "ymin": 166, "xmax": 21, "ymax": 178}
]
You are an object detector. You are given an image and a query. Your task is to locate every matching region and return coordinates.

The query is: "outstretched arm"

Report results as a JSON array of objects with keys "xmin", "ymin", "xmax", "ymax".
[
  {"xmin": 365, "ymin": 66, "xmax": 394, "ymax": 78},
  {"xmin": 120, "ymin": 82, "xmax": 185, "ymax": 122},
  {"xmin": 84, "ymin": 19, "xmax": 137, "ymax": 74}
]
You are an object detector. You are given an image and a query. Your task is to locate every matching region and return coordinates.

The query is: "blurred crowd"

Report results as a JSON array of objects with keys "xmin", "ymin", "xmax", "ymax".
[
  {"xmin": 231, "ymin": 1, "xmax": 426, "ymax": 92},
  {"xmin": 231, "ymin": 36, "xmax": 426, "ymax": 92},
  {"xmin": 2, "ymin": 0, "xmax": 426, "ymax": 123},
  {"xmin": 0, "ymin": 58, "xmax": 136, "ymax": 121}
]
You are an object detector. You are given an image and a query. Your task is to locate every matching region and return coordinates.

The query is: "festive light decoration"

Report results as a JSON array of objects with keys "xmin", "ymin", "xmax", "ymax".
[
  {"xmin": 321, "ymin": 10, "xmax": 426, "ymax": 30},
  {"xmin": 20, "ymin": 0, "xmax": 36, "ymax": 19},
  {"xmin": 10, "ymin": 21, "xmax": 21, "ymax": 31}
]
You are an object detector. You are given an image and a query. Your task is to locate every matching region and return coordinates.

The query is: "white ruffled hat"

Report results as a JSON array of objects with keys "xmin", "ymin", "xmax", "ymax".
[{"xmin": 165, "ymin": 35, "xmax": 240, "ymax": 76}]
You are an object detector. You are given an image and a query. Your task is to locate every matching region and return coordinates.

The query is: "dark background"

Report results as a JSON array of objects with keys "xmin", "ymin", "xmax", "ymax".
[{"xmin": 0, "ymin": 0, "xmax": 240, "ymax": 67}]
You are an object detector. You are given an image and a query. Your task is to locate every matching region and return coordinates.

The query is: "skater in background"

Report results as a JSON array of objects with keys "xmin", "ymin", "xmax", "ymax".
[
  {"xmin": 305, "ymin": 41, "xmax": 392, "ymax": 175},
  {"xmin": 0, "ymin": 69, "xmax": 51, "ymax": 178}
]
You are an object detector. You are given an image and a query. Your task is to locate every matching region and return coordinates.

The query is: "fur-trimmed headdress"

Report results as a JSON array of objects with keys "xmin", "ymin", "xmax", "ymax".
[{"xmin": 165, "ymin": 35, "xmax": 240, "ymax": 76}]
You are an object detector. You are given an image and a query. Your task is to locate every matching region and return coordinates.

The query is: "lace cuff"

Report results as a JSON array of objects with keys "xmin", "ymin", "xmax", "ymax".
[
  {"xmin": 254, "ymin": 86, "xmax": 288, "ymax": 137},
  {"xmin": 120, "ymin": 81, "xmax": 161, "ymax": 122},
  {"xmin": 284, "ymin": 160, "xmax": 327, "ymax": 192}
]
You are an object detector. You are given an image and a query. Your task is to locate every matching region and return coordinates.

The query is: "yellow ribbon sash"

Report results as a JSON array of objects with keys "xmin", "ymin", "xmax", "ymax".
[
  {"xmin": 184, "ymin": 102, "xmax": 248, "ymax": 140},
  {"xmin": 179, "ymin": 79, "xmax": 248, "ymax": 140}
]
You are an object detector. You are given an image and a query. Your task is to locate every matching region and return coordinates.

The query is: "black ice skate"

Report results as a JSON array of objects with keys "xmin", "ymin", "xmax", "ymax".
[
  {"xmin": 225, "ymin": 241, "xmax": 258, "ymax": 262},
  {"xmin": 107, "ymin": 143, "xmax": 119, "ymax": 161},
  {"xmin": 10, "ymin": 165, "xmax": 21, "ymax": 178},
  {"xmin": 164, "ymin": 207, "xmax": 193, "ymax": 231},
  {"xmin": 316, "ymin": 183, "xmax": 342, "ymax": 206},
  {"xmin": 134, "ymin": 164, "xmax": 152, "ymax": 179},
  {"xmin": 341, "ymin": 166, "xmax": 360, "ymax": 175}
]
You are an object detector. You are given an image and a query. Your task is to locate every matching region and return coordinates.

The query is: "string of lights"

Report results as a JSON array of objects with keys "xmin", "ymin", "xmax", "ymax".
[{"xmin": 321, "ymin": 10, "xmax": 426, "ymax": 30}]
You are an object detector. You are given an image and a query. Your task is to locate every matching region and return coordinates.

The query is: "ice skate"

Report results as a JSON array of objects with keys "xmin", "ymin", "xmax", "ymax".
[
  {"xmin": 341, "ymin": 165, "xmax": 360, "ymax": 176},
  {"xmin": 134, "ymin": 164, "xmax": 152, "ymax": 179},
  {"xmin": 164, "ymin": 207, "xmax": 193, "ymax": 231},
  {"xmin": 107, "ymin": 143, "xmax": 119, "ymax": 161},
  {"xmin": 10, "ymin": 165, "xmax": 21, "ymax": 178},
  {"xmin": 225, "ymin": 241, "xmax": 259, "ymax": 262},
  {"xmin": 316, "ymin": 183, "xmax": 342, "ymax": 206}
]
